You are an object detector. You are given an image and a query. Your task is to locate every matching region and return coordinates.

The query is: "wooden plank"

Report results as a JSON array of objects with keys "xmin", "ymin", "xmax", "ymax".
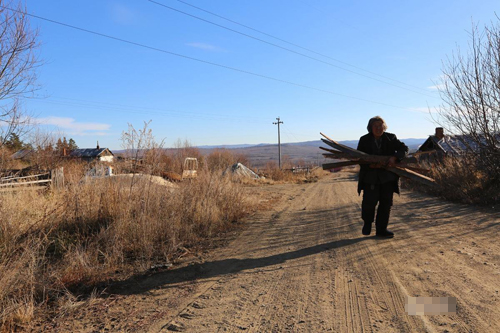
[
  {"xmin": 322, "ymin": 161, "xmax": 361, "ymax": 170},
  {"xmin": 322, "ymin": 153, "xmax": 359, "ymax": 160},
  {"xmin": 322, "ymin": 156, "xmax": 434, "ymax": 186},
  {"xmin": 0, "ymin": 173, "xmax": 50, "ymax": 183},
  {"xmin": 322, "ymin": 148, "xmax": 390, "ymax": 164},
  {"xmin": 319, "ymin": 146, "xmax": 341, "ymax": 154},
  {"xmin": 320, "ymin": 132, "xmax": 368, "ymax": 155},
  {"xmin": 51, "ymin": 167, "xmax": 64, "ymax": 189},
  {"xmin": 319, "ymin": 132, "xmax": 437, "ymax": 187},
  {"xmin": 321, "ymin": 138, "xmax": 366, "ymax": 157},
  {"xmin": 321, "ymin": 145, "xmax": 420, "ymax": 166},
  {"xmin": 321, "ymin": 132, "xmax": 418, "ymax": 164},
  {"xmin": 0, "ymin": 179, "xmax": 52, "ymax": 188},
  {"xmin": 388, "ymin": 167, "xmax": 437, "ymax": 188},
  {"xmin": 320, "ymin": 148, "xmax": 360, "ymax": 160},
  {"xmin": 401, "ymin": 165, "xmax": 430, "ymax": 174}
]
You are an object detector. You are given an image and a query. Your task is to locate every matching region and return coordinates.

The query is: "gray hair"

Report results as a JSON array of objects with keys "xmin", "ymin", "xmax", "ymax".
[{"xmin": 367, "ymin": 116, "xmax": 388, "ymax": 133}]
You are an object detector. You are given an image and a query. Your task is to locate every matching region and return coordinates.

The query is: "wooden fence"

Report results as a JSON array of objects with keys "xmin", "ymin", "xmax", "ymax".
[{"xmin": 0, "ymin": 168, "xmax": 64, "ymax": 192}]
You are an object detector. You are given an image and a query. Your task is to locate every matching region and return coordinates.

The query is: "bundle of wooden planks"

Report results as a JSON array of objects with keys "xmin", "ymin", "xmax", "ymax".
[{"xmin": 320, "ymin": 132, "xmax": 437, "ymax": 188}]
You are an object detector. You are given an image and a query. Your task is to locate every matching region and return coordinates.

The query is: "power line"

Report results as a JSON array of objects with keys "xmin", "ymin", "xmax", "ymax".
[
  {"xmin": 281, "ymin": 123, "xmax": 301, "ymax": 143},
  {"xmin": 34, "ymin": 96, "xmax": 264, "ymax": 121},
  {"xmin": 28, "ymin": 96, "xmax": 267, "ymax": 124},
  {"xmin": 2, "ymin": 6, "xmax": 412, "ymax": 110},
  {"xmin": 174, "ymin": 0, "xmax": 430, "ymax": 93},
  {"xmin": 149, "ymin": 0, "xmax": 438, "ymax": 98}
]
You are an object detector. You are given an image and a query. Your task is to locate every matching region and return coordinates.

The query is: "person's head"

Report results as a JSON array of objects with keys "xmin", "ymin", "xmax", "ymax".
[{"xmin": 367, "ymin": 116, "xmax": 387, "ymax": 138}]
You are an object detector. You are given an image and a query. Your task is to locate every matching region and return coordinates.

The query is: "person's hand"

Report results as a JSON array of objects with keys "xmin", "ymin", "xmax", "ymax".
[{"xmin": 387, "ymin": 156, "xmax": 397, "ymax": 167}]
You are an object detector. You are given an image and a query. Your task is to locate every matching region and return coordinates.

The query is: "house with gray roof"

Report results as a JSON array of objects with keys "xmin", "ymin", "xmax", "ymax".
[
  {"xmin": 70, "ymin": 142, "xmax": 114, "ymax": 163},
  {"xmin": 11, "ymin": 149, "xmax": 34, "ymax": 161},
  {"xmin": 418, "ymin": 127, "xmax": 498, "ymax": 157}
]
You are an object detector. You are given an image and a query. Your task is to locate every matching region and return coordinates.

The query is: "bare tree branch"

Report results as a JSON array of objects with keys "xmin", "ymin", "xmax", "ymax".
[
  {"xmin": 437, "ymin": 19, "xmax": 500, "ymax": 179},
  {"xmin": 0, "ymin": 0, "xmax": 39, "ymax": 145}
]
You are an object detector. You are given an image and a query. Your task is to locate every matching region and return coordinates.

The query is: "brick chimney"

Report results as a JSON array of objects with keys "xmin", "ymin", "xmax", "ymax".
[
  {"xmin": 435, "ymin": 127, "xmax": 444, "ymax": 140},
  {"xmin": 96, "ymin": 141, "xmax": 100, "ymax": 150}
]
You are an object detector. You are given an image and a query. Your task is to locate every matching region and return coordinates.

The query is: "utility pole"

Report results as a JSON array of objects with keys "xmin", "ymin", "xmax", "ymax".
[{"xmin": 273, "ymin": 117, "xmax": 283, "ymax": 169}]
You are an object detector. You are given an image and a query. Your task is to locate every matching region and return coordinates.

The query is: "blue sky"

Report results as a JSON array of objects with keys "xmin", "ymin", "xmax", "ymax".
[{"xmin": 19, "ymin": 0, "xmax": 499, "ymax": 149}]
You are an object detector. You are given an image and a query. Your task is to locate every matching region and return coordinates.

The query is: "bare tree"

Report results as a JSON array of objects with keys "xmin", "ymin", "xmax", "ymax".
[
  {"xmin": 437, "ymin": 19, "xmax": 500, "ymax": 178},
  {"xmin": 121, "ymin": 121, "xmax": 166, "ymax": 174},
  {"xmin": 27, "ymin": 128, "xmax": 58, "ymax": 171},
  {"xmin": 0, "ymin": 0, "xmax": 39, "ymax": 144}
]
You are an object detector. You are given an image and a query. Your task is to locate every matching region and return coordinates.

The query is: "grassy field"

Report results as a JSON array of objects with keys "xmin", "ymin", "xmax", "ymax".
[{"xmin": 0, "ymin": 165, "xmax": 259, "ymax": 330}]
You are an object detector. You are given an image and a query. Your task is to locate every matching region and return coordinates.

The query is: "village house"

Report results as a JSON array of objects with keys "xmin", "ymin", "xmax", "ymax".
[
  {"xmin": 418, "ymin": 127, "xmax": 496, "ymax": 157},
  {"xmin": 70, "ymin": 142, "xmax": 114, "ymax": 163},
  {"xmin": 10, "ymin": 149, "xmax": 34, "ymax": 162},
  {"xmin": 419, "ymin": 127, "xmax": 461, "ymax": 157}
]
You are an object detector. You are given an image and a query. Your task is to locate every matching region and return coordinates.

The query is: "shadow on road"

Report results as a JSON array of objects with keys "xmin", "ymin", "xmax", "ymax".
[{"xmin": 109, "ymin": 236, "xmax": 370, "ymax": 296}]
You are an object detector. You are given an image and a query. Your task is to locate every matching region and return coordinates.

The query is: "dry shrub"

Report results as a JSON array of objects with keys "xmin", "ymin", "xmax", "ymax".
[
  {"xmin": 57, "ymin": 159, "xmax": 87, "ymax": 185},
  {"xmin": 0, "ymin": 169, "xmax": 255, "ymax": 329},
  {"xmin": 169, "ymin": 139, "xmax": 204, "ymax": 174},
  {"xmin": 206, "ymin": 149, "xmax": 250, "ymax": 172},
  {"xmin": 403, "ymin": 154, "xmax": 499, "ymax": 205}
]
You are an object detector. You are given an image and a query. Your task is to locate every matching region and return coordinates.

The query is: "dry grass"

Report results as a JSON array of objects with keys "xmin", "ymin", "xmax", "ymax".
[
  {"xmin": 402, "ymin": 154, "xmax": 499, "ymax": 205},
  {"xmin": 0, "ymin": 168, "xmax": 256, "ymax": 330},
  {"xmin": 206, "ymin": 149, "xmax": 250, "ymax": 172}
]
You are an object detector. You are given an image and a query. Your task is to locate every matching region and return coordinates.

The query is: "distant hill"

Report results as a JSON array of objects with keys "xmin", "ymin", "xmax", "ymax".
[
  {"xmin": 196, "ymin": 138, "xmax": 426, "ymax": 169},
  {"xmin": 115, "ymin": 138, "xmax": 426, "ymax": 169},
  {"xmin": 197, "ymin": 138, "xmax": 424, "ymax": 150}
]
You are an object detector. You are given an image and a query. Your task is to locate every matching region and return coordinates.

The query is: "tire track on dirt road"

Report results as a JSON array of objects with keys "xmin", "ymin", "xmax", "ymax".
[
  {"xmin": 376, "ymin": 191, "xmax": 500, "ymax": 332},
  {"xmin": 326, "ymin": 174, "xmax": 428, "ymax": 333},
  {"xmin": 153, "ymin": 173, "xmax": 430, "ymax": 332},
  {"xmin": 155, "ymin": 173, "xmax": 430, "ymax": 332},
  {"xmin": 50, "ymin": 172, "xmax": 499, "ymax": 332},
  {"xmin": 155, "ymin": 177, "xmax": 341, "ymax": 332}
]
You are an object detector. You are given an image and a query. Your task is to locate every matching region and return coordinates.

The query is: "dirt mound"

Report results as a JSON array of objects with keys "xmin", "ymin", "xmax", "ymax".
[
  {"xmin": 83, "ymin": 173, "xmax": 178, "ymax": 189},
  {"xmin": 111, "ymin": 174, "xmax": 178, "ymax": 188},
  {"xmin": 224, "ymin": 162, "xmax": 260, "ymax": 179}
]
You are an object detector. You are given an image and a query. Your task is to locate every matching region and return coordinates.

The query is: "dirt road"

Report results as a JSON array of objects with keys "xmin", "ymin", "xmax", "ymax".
[{"xmin": 47, "ymin": 172, "xmax": 500, "ymax": 332}]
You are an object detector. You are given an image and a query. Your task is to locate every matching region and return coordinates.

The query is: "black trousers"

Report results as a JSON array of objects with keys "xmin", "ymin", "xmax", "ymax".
[{"xmin": 361, "ymin": 182, "xmax": 395, "ymax": 233}]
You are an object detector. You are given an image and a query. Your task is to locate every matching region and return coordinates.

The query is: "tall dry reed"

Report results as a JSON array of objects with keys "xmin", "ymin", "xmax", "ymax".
[{"xmin": 0, "ymin": 170, "xmax": 254, "ymax": 329}]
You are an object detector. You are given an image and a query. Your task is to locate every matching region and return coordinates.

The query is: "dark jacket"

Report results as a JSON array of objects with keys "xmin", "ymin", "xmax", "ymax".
[{"xmin": 357, "ymin": 132, "xmax": 408, "ymax": 195}]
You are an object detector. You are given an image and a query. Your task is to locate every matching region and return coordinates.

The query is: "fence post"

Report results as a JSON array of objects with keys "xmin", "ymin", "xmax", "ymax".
[{"xmin": 51, "ymin": 167, "xmax": 64, "ymax": 189}]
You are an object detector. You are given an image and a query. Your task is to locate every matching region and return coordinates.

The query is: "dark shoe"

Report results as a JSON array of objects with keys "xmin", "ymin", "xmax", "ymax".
[
  {"xmin": 376, "ymin": 230, "xmax": 394, "ymax": 238},
  {"xmin": 362, "ymin": 222, "xmax": 372, "ymax": 235}
]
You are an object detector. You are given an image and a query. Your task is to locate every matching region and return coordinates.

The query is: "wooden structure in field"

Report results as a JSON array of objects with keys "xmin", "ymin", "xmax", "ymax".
[
  {"xmin": 0, "ymin": 167, "xmax": 64, "ymax": 192},
  {"xmin": 320, "ymin": 132, "xmax": 436, "ymax": 188}
]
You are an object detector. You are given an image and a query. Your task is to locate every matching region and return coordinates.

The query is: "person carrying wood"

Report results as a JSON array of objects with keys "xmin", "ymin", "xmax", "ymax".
[{"xmin": 357, "ymin": 116, "xmax": 408, "ymax": 238}]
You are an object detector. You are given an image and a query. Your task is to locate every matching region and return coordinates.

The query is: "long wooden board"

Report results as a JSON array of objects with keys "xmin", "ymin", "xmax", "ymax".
[
  {"xmin": 322, "ymin": 161, "xmax": 361, "ymax": 170},
  {"xmin": 320, "ymin": 132, "xmax": 436, "ymax": 188},
  {"xmin": 388, "ymin": 167, "xmax": 437, "ymax": 188},
  {"xmin": 320, "ymin": 132, "xmax": 367, "ymax": 155},
  {"xmin": 0, "ymin": 179, "xmax": 51, "ymax": 188},
  {"xmin": 321, "ymin": 138, "xmax": 366, "ymax": 157}
]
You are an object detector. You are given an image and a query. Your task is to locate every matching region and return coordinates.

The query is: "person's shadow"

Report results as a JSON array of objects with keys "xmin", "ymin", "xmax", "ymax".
[{"xmin": 109, "ymin": 236, "xmax": 370, "ymax": 296}]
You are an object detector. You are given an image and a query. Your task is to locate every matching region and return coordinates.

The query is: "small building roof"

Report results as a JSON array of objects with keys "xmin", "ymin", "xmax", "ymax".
[
  {"xmin": 419, "ymin": 133, "xmax": 497, "ymax": 155},
  {"xmin": 70, "ymin": 148, "xmax": 113, "ymax": 158},
  {"xmin": 11, "ymin": 149, "xmax": 33, "ymax": 160}
]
